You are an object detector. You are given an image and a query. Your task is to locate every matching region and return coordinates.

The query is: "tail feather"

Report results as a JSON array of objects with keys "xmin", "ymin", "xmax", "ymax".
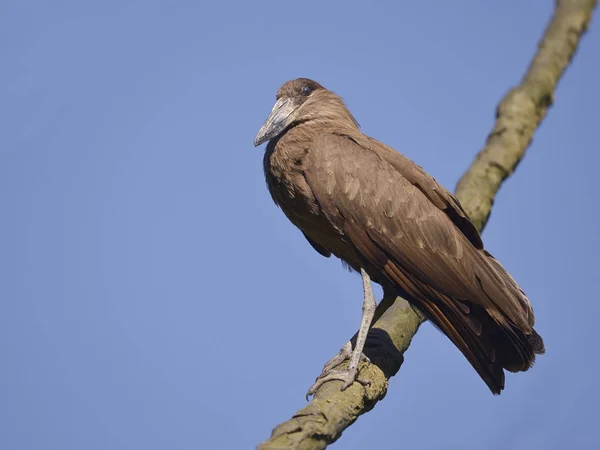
[
  {"xmin": 528, "ymin": 328, "xmax": 546, "ymax": 355},
  {"xmin": 384, "ymin": 259, "xmax": 543, "ymax": 394}
]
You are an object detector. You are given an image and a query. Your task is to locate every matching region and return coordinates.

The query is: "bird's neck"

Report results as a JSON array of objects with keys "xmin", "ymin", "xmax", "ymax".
[{"xmin": 307, "ymin": 99, "xmax": 360, "ymax": 131}]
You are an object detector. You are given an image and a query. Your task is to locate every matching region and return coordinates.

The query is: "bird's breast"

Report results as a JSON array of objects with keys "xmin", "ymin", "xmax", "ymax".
[
  {"xmin": 263, "ymin": 139, "xmax": 319, "ymax": 218},
  {"xmin": 263, "ymin": 138, "xmax": 360, "ymax": 267}
]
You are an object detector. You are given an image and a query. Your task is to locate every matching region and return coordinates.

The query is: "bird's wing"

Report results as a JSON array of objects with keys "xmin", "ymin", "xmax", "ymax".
[
  {"xmin": 365, "ymin": 134, "xmax": 483, "ymax": 249},
  {"xmin": 305, "ymin": 132, "xmax": 522, "ymax": 320},
  {"xmin": 304, "ymin": 133, "xmax": 538, "ymax": 392}
]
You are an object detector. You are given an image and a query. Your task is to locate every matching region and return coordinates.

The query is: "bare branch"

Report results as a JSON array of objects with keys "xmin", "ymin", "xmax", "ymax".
[{"xmin": 258, "ymin": 1, "xmax": 597, "ymax": 448}]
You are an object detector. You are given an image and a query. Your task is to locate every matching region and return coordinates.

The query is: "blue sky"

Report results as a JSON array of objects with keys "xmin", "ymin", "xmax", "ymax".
[{"xmin": 1, "ymin": 1, "xmax": 599, "ymax": 449}]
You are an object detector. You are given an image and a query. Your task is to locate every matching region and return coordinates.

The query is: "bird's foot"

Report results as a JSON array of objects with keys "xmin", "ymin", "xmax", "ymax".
[
  {"xmin": 320, "ymin": 341, "xmax": 370, "ymax": 375},
  {"xmin": 306, "ymin": 342, "xmax": 371, "ymax": 399},
  {"xmin": 306, "ymin": 365, "xmax": 371, "ymax": 400}
]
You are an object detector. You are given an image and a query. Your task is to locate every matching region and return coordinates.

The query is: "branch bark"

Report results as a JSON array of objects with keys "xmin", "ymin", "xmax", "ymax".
[{"xmin": 258, "ymin": 1, "xmax": 597, "ymax": 448}]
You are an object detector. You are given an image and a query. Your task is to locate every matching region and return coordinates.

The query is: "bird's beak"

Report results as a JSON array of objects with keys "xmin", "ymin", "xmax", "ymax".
[{"xmin": 254, "ymin": 98, "xmax": 298, "ymax": 147}]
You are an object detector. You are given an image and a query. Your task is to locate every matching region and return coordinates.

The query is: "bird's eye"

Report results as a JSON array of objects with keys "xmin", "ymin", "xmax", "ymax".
[{"xmin": 302, "ymin": 86, "xmax": 312, "ymax": 96}]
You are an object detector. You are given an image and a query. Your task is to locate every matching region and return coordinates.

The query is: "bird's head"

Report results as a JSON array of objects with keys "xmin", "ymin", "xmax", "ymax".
[{"xmin": 253, "ymin": 78, "xmax": 357, "ymax": 147}]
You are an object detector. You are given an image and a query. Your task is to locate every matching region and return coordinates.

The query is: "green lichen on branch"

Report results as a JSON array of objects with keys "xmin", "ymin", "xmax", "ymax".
[{"xmin": 258, "ymin": 1, "xmax": 597, "ymax": 449}]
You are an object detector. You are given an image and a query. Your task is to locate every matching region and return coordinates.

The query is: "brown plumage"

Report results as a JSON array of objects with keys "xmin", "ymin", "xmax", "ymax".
[{"xmin": 254, "ymin": 78, "xmax": 544, "ymax": 394}]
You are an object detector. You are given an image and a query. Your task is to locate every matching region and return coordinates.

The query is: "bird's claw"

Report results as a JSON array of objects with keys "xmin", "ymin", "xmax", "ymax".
[
  {"xmin": 306, "ymin": 366, "xmax": 371, "ymax": 400},
  {"xmin": 305, "ymin": 341, "xmax": 371, "ymax": 400},
  {"xmin": 320, "ymin": 341, "xmax": 370, "ymax": 376}
]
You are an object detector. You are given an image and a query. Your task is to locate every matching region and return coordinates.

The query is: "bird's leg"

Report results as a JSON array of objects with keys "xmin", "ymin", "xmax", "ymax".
[
  {"xmin": 315, "ymin": 289, "xmax": 396, "ymax": 376},
  {"xmin": 307, "ymin": 268, "xmax": 377, "ymax": 397},
  {"xmin": 345, "ymin": 267, "xmax": 377, "ymax": 380}
]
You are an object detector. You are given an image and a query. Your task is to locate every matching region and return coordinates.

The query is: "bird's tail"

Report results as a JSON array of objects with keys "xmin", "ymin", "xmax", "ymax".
[
  {"xmin": 483, "ymin": 250, "xmax": 545, "ymax": 356},
  {"xmin": 384, "ymin": 254, "xmax": 544, "ymax": 395},
  {"xmin": 410, "ymin": 288, "xmax": 543, "ymax": 394}
]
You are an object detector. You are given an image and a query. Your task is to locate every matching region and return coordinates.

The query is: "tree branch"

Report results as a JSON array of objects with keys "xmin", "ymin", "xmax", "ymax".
[{"xmin": 258, "ymin": 1, "xmax": 597, "ymax": 448}]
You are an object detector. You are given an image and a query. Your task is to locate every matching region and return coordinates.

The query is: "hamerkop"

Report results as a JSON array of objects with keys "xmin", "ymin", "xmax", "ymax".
[{"xmin": 254, "ymin": 78, "xmax": 544, "ymax": 396}]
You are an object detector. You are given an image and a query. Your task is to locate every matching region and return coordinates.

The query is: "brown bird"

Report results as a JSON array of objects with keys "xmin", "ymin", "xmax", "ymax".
[{"xmin": 254, "ymin": 78, "xmax": 544, "ymax": 395}]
